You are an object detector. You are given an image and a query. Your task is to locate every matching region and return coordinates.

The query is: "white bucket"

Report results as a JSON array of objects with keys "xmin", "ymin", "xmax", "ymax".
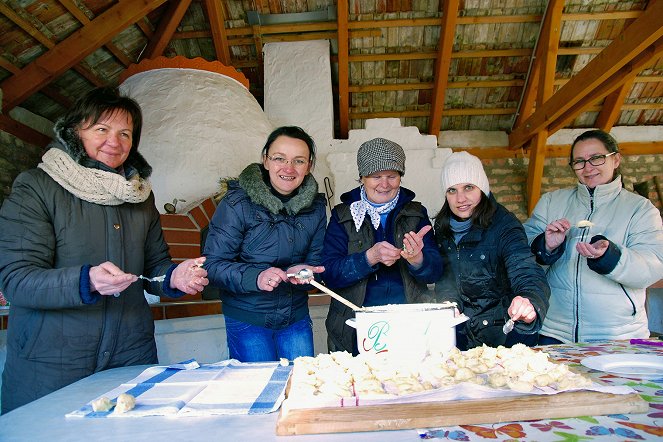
[{"xmin": 345, "ymin": 303, "xmax": 469, "ymax": 360}]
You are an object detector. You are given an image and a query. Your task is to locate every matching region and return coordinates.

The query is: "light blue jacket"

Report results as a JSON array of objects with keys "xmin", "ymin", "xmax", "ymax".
[{"xmin": 524, "ymin": 177, "xmax": 663, "ymax": 343}]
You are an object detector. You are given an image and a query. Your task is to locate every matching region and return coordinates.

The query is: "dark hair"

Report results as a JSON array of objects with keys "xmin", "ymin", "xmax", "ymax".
[
  {"xmin": 60, "ymin": 87, "xmax": 143, "ymax": 151},
  {"xmin": 433, "ymin": 192, "xmax": 496, "ymax": 239},
  {"xmin": 570, "ymin": 129, "xmax": 621, "ymax": 178},
  {"xmin": 261, "ymin": 126, "xmax": 316, "ymax": 166}
]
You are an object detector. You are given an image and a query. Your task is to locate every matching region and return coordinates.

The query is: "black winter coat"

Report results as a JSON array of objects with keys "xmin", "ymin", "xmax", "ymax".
[
  {"xmin": 203, "ymin": 163, "xmax": 326, "ymax": 329},
  {"xmin": 434, "ymin": 200, "xmax": 550, "ymax": 349},
  {"xmin": 0, "ymin": 127, "xmax": 179, "ymax": 413}
]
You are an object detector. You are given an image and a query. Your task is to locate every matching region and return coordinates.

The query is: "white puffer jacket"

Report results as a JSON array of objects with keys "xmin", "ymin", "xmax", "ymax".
[{"xmin": 524, "ymin": 177, "xmax": 663, "ymax": 343}]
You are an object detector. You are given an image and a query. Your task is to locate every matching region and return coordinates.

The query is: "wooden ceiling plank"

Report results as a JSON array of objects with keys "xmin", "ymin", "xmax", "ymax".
[
  {"xmin": 509, "ymin": 0, "xmax": 663, "ymax": 150},
  {"xmin": 548, "ymin": 37, "xmax": 663, "ymax": 134},
  {"xmin": 1, "ymin": 0, "xmax": 168, "ymax": 111},
  {"xmin": 204, "ymin": 0, "xmax": 231, "ymax": 65},
  {"xmin": 337, "ymin": 0, "xmax": 350, "ymax": 138},
  {"xmin": 0, "ymin": 3, "xmax": 54, "ymax": 48},
  {"xmin": 0, "ymin": 114, "xmax": 51, "ymax": 147},
  {"xmin": 143, "ymin": 0, "xmax": 193, "ymax": 59},
  {"xmin": 428, "ymin": 0, "xmax": 460, "ymax": 136},
  {"xmin": 0, "ymin": 56, "xmax": 20, "ymax": 75},
  {"xmin": 135, "ymin": 17, "xmax": 155, "ymax": 38},
  {"xmin": 58, "ymin": 0, "xmax": 134, "ymax": 67},
  {"xmin": 595, "ymin": 80, "xmax": 633, "ymax": 131}
]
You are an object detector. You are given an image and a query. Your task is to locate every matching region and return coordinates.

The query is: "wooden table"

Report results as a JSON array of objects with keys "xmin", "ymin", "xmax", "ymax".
[{"xmin": 1, "ymin": 340, "xmax": 661, "ymax": 441}]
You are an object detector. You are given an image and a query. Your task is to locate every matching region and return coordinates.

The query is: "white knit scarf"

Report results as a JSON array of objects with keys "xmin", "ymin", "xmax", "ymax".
[
  {"xmin": 38, "ymin": 148, "xmax": 152, "ymax": 206},
  {"xmin": 349, "ymin": 186, "xmax": 400, "ymax": 232}
]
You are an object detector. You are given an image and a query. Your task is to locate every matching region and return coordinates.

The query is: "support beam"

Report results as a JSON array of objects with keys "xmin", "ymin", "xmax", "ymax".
[
  {"xmin": 428, "ymin": 0, "xmax": 459, "ymax": 136},
  {"xmin": 142, "ymin": 0, "xmax": 193, "ymax": 59},
  {"xmin": 0, "ymin": 114, "xmax": 51, "ymax": 147},
  {"xmin": 204, "ymin": 0, "xmax": 230, "ymax": 65},
  {"xmin": 1, "ymin": 0, "xmax": 168, "ymax": 111},
  {"xmin": 509, "ymin": 0, "xmax": 663, "ymax": 150},
  {"xmin": 336, "ymin": 0, "xmax": 349, "ymax": 138},
  {"xmin": 595, "ymin": 81, "xmax": 633, "ymax": 131}
]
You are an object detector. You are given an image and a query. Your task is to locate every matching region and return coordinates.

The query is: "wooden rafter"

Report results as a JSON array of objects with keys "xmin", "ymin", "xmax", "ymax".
[
  {"xmin": 509, "ymin": 0, "xmax": 663, "ymax": 150},
  {"xmin": 595, "ymin": 80, "xmax": 633, "ymax": 131},
  {"xmin": 549, "ymin": 36, "xmax": 663, "ymax": 134},
  {"xmin": 204, "ymin": 0, "xmax": 230, "ymax": 65},
  {"xmin": 142, "ymin": 0, "xmax": 193, "ymax": 59},
  {"xmin": 337, "ymin": 0, "xmax": 349, "ymax": 138},
  {"xmin": 428, "ymin": 0, "xmax": 460, "ymax": 136},
  {"xmin": 57, "ymin": 0, "xmax": 133, "ymax": 67},
  {"xmin": 0, "ymin": 114, "xmax": 51, "ymax": 147},
  {"xmin": 526, "ymin": 0, "xmax": 564, "ymax": 214},
  {"xmin": 1, "ymin": 0, "xmax": 168, "ymax": 111},
  {"xmin": 0, "ymin": 2, "xmax": 104, "ymax": 89}
]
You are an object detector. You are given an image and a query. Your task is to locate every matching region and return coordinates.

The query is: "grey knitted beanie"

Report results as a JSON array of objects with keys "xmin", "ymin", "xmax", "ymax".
[{"xmin": 356, "ymin": 138, "xmax": 406, "ymax": 177}]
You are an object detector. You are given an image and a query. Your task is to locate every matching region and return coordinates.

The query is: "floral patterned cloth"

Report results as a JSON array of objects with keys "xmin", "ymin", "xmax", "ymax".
[{"xmin": 419, "ymin": 340, "xmax": 663, "ymax": 441}]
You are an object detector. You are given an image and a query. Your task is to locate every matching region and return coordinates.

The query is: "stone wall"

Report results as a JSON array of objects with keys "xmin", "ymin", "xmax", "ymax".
[{"xmin": 0, "ymin": 130, "xmax": 43, "ymax": 203}]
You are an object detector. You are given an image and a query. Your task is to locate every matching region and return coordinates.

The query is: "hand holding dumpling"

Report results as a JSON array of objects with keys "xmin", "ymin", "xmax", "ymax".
[{"xmin": 170, "ymin": 257, "xmax": 208, "ymax": 294}]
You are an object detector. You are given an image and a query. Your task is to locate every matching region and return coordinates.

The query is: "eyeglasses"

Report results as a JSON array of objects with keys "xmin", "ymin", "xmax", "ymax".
[
  {"xmin": 266, "ymin": 155, "xmax": 309, "ymax": 167},
  {"xmin": 569, "ymin": 152, "xmax": 617, "ymax": 170}
]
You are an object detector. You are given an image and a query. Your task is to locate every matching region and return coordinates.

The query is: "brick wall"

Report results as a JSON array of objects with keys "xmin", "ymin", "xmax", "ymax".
[
  {"xmin": 0, "ymin": 131, "xmax": 43, "ymax": 203},
  {"xmin": 483, "ymin": 154, "xmax": 663, "ymax": 221}
]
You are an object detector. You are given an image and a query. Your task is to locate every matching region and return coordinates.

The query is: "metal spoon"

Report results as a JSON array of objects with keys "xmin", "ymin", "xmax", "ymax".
[
  {"xmin": 287, "ymin": 269, "xmax": 363, "ymax": 311},
  {"xmin": 502, "ymin": 318, "xmax": 515, "ymax": 334}
]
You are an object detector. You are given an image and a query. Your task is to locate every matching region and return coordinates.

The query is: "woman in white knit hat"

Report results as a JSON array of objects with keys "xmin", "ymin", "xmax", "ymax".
[
  {"xmin": 323, "ymin": 137, "xmax": 443, "ymax": 355},
  {"xmin": 0, "ymin": 87, "xmax": 208, "ymax": 414},
  {"xmin": 433, "ymin": 151, "xmax": 550, "ymax": 350}
]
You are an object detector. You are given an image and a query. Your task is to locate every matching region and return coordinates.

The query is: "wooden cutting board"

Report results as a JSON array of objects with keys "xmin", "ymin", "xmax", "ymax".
[{"xmin": 275, "ymin": 390, "xmax": 648, "ymax": 435}]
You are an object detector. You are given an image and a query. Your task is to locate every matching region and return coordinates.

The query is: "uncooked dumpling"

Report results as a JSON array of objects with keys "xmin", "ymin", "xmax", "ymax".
[
  {"xmin": 114, "ymin": 393, "xmax": 136, "ymax": 413},
  {"xmin": 576, "ymin": 220, "xmax": 594, "ymax": 228},
  {"xmin": 91, "ymin": 396, "xmax": 114, "ymax": 412}
]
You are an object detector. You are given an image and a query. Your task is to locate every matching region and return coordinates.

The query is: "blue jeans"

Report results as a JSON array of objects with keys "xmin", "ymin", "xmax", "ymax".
[{"xmin": 224, "ymin": 315, "xmax": 314, "ymax": 362}]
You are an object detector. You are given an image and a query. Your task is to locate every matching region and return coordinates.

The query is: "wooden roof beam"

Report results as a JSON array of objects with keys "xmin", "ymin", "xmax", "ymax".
[
  {"xmin": 595, "ymin": 80, "xmax": 633, "ymax": 131},
  {"xmin": 526, "ymin": 0, "xmax": 564, "ymax": 214},
  {"xmin": 337, "ymin": 0, "xmax": 349, "ymax": 138},
  {"xmin": 0, "ymin": 114, "xmax": 51, "ymax": 147},
  {"xmin": 549, "ymin": 36, "xmax": 663, "ymax": 134},
  {"xmin": 509, "ymin": 0, "xmax": 663, "ymax": 150},
  {"xmin": 204, "ymin": 0, "xmax": 231, "ymax": 65},
  {"xmin": 428, "ymin": 0, "xmax": 460, "ymax": 136},
  {"xmin": 1, "ymin": 0, "xmax": 168, "ymax": 111},
  {"xmin": 58, "ymin": 0, "xmax": 133, "ymax": 67},
  {"xmin": 142, "ymin": 0, "xmax": 193, "ymax": 59}
]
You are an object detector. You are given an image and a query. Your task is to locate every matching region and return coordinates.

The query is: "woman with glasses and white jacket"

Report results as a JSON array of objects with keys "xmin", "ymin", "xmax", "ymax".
[
  {"xmin": 203, "ymin": 126, "xmax": 326, "ymax": 362},
  {"xmin": 524, "ymin": 129, "xmax": 663, "ymax": 344}
]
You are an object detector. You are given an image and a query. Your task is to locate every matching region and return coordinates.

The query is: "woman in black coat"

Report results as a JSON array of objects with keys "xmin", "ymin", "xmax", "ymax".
[
  {"xmin": 433, "ymin": 152, "xmax": 550, "ymax": 350},
  {"xmin": 0, "ymin": 87, "xmax": 208, "ymax": 414}
]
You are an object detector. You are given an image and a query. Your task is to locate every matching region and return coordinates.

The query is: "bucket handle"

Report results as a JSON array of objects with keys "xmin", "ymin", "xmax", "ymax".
[{"xmin": 346, "ymin": 314, "xmax": 469, "ymax": 329}]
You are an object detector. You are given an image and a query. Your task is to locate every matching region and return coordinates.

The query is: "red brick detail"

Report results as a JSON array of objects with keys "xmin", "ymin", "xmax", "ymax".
[
  {"xmin": 189, "ymin": 205, "xmax": 209, "ymax": 230},
  {"xmin": 162, "ymin": 302, "xmax": 221, "ymax": 319},
  {"xmin": 160, "ymin": 214, "xmax": 197, "ymax": 229},
  {"xmin": 168, "ymin": 244, "xmax": 202, "ymax": 260},
  {"xmin": 201, "ymin": 198, "xmax": 216, "ymax": 219},
  {"xmin": 163, "ymin": 229, "xmax": 201, "ymax": 245}
]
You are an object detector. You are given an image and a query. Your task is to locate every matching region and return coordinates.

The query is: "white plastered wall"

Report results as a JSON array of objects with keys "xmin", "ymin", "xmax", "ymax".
[{"xmin": 120, "ymin": 68, "xmax": 274, "ymax": 213}]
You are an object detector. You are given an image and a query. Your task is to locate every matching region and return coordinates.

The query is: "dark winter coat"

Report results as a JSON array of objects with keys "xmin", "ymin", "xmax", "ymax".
[
  {"xmin": 203, "ymin": 163, "xmax": 326, "ymax": 329},
  {"xmin": 323, "ymin": 186, "xmax": 442, "ymax": 353},
  {"xmin": 434, "ymin": 199, "xmax": 550, "ymax": 350},
  {"xmin": 0, "ymin": 122, "xmax": 181, "ymax": 414}
]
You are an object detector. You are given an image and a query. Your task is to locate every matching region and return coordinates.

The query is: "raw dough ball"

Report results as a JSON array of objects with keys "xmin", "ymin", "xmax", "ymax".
[
  {"xmin": 91, "ymin": 396, "xmax": 114, "ymax": 412},
  {"xmin": 114, "ymin": 393, "xmax": 136, "ymax": 413}
]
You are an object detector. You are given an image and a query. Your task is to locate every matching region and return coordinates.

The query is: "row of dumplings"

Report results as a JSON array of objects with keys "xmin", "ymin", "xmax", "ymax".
[{"xmin": 289, "ymin": 344, "xmax": 592, "ymax": 399}]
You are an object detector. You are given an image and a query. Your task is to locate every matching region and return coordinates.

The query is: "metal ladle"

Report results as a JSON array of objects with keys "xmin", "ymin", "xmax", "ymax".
[{"xmin": 287, "ymin": 269, "xmax": 363, "ymax": 311}]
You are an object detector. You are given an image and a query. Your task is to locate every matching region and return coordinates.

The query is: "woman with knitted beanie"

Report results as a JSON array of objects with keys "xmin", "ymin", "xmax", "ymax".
[
  {"xmin": 323, "ymin": 138, "xmax": 443, "ymax": 355},
  {"xmin": 0, "ymin": 87, "xmax": 208, "ymax": 414},
  {"xmin": 203, "ymin": 126, "xmax": 326, "ymax": 362},
  {"xmin": 433, "ymin": 152, "xmax": 550, "ymax": 350}
]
